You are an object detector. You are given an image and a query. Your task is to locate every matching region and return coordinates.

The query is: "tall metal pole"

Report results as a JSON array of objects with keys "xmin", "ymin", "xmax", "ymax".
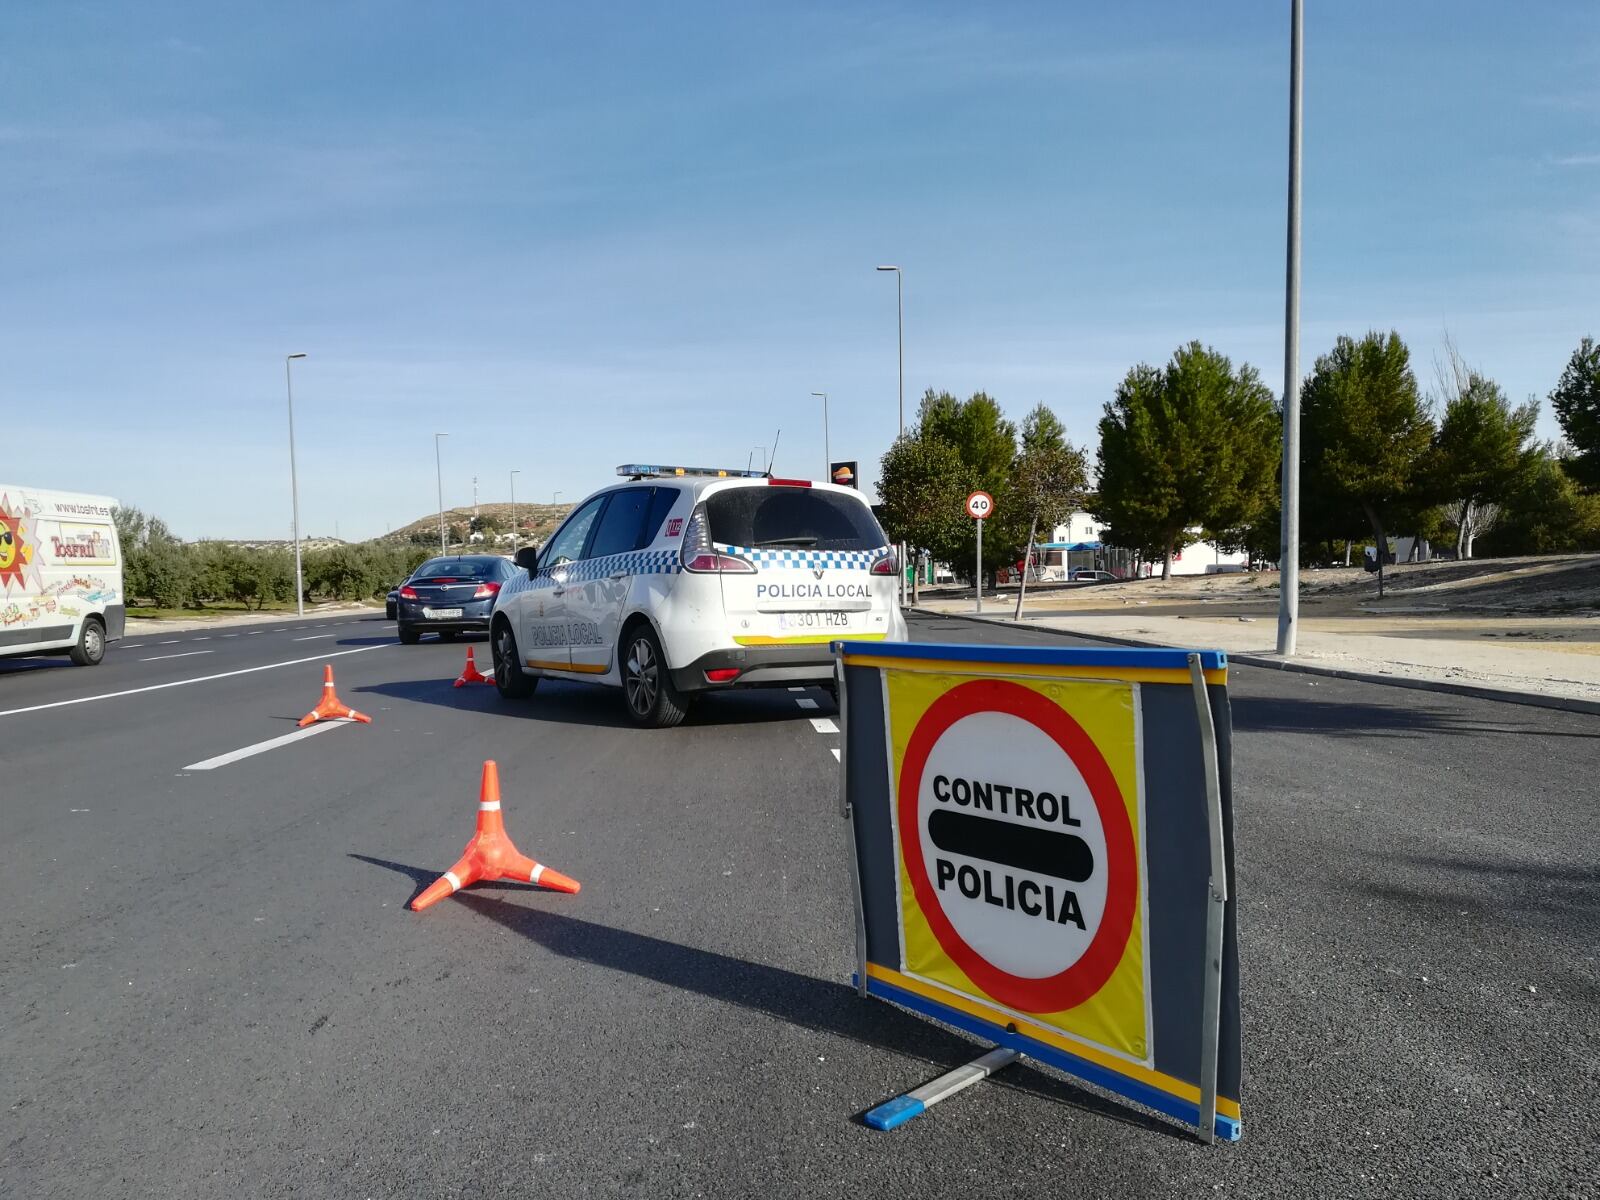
[
  {"xmin": 434, "ymin": 432, "xmax": 448, "ymax": 554},
  {"xmin": 1276, "ymin": 0, "xmax": 1304, "ymax": 656},
  {"xmin": 877, "ymin": 265, "xmax": 906, "ymax": 603},
  {"xmin": 284, "ymin": 354, "xmax": 307, "ymax": 617},
  {"xmin": 509, "ymin": 469, "xmax": 520, "ymax": 552},
  {"xmin": 812, "ymin": 392, "xmax": 829, "ymax": 478}
]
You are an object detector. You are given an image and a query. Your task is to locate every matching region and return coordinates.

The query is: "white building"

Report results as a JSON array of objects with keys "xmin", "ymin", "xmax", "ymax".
[{"xmin": 1039, "ymin": 512, "xmax": 1248, "ymax": 578}]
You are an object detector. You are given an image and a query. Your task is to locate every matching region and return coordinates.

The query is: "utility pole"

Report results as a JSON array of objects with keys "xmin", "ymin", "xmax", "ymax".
[
  {"xmin": 877, "ymin": 264, "xmax": 907, "ymax": 604},
  {"xmin": 284, "ymin": 353, "xmax": 307, "ymax": 617},
  {"xmin": 812, "ymin": 392, "xmax": 829, "ymax": 479},
  {"xmin": 509, "ymin": 469, "xmax": 521, "ymax": 552},
  {"xmin": 1276, "ymin": 0, "xmax": 1304, "ymax": 656},
  {"xmin": 434, "ymin": 432, "xmax": 449, "ymax": 554}
]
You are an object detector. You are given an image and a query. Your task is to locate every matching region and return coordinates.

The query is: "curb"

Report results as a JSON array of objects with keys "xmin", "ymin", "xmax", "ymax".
[{"xmin": 910, "ymin": 608, "xmax": 1600, "ymax": 718}]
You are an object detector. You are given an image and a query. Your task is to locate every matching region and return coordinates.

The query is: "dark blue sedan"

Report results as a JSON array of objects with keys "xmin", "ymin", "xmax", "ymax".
[{"xmin": 396, "ymin": 555, "xmax": 517, "ymax": 644}]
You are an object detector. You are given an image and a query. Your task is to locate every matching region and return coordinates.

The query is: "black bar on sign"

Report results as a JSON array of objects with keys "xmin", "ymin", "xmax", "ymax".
[{"xmin": 928, "ymin": 810, "xmax": 1094, "ymax": 883}]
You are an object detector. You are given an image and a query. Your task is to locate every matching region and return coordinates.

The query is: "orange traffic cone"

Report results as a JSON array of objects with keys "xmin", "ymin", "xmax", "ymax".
[
  {"xmin": 411, "ymin": 760, "xmax": 579, "ymax": 911},
  {"xmin": 297, "ymin": 664, "xmax": 372, "ymax": 728},
  {"xmin": 454, "ymin": 646, "xmax": 492, "ymax": 687}
]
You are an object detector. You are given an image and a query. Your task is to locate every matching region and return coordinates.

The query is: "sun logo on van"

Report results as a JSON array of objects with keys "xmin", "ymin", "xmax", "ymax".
[{"xmin": 0, "ymin": 495, "xmax": 32, "ymax": 592}]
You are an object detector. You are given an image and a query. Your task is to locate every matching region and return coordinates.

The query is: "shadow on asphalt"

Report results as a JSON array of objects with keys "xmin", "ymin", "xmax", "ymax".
[
  {"xmin": 347, "ymin": 853, "xmax": 550, "ymax": 908},
  {"xmin": 353, "ymin": 675, "xmax": 834, "ymax": 729},
  {"xmin": 403, "ymin": 890, "xmax": 1193, "ymax": 1141},
  {"xmin": 1230, "ymin": 695, "xmax": 1600, "ymax": 740},
  {"xmin": 1363, "ymin": 853, "xmax": 1598, "ymax": 941}
]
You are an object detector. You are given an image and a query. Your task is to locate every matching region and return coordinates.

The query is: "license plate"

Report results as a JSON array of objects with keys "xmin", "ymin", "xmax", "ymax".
[
  {"xmin": 423, "ymin": 607, "xmax": 463, "ymax": 619},
  {"xmin": 778, "ymin": 611, "xmax": 850, "ymax": 631}
]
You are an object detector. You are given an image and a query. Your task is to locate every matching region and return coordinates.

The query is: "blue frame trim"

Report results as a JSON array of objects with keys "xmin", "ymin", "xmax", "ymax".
[
  {"xmin": 860, "ymin": 974, "xmax": 1241, "ymax": 1143},
  {"xmin": 833, "ymin": 640, "xmax": 1227, "ymax": 672}
]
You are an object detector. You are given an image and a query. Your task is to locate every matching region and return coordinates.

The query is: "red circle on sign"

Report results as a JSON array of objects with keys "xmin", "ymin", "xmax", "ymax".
[
  {"xmin": 965, "ymin": 491, "xmax": 993, "ymax": 519},
  {"xmin": 897, "ymin": 678, "xmax": 1137, "ymax": 1014}
]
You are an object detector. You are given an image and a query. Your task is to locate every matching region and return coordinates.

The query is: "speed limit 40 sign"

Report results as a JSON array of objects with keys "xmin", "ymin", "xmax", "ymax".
[{"xmin": 965, "ymin": 491, "xmax": 994, "ymax": 520}]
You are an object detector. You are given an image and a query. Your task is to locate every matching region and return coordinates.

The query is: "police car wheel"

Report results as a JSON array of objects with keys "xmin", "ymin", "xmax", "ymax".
[
  {"xmin": 69, "ymin": 617, "xmax": 106, "ymax": 666},
  {"xmin": 623, "ymin": 626, "xmax": 688, "ymax": 728},
  {"xmin": 398, "ymin": 626, "xmax": 421, "ymax": 645},
  {"xmin": 493, "ymin": 621, "xmax": 537, "ymax": 699}
]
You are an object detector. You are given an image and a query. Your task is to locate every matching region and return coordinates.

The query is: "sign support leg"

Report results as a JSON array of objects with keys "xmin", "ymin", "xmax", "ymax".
[
  {"xmin": 865, "ymin": 1046, "xmax": 1020, "ymax": 1131},
  {"xmin": 836, "ymin": 655, "xmax": 869, "ymax": 999},
  {"xmin": 1187, "ymin": 654, "xmax": 1229, "ymax": 1144}
]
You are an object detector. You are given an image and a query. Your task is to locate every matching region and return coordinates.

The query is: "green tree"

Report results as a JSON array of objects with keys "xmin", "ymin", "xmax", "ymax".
[
  {"xmin": 1428, "ymin": 350, "xmax": 1540, "ymax": 558},
  {"xmin": 1549, "ymin": 336, "xmax": 1600, "ymax": 489},
  {"xmin": 914, "ymin": 389, "xmax": 1020, "ymax": 583},
  {"xmin": 877, "ymin": 432, "xmax": 972, "ymax": 601},
  {"xmin": 1301, "ymin": 332, "xmax": 1434, "ymax": 596},
  {"xmin": 1478, "ymin": 448, "xmax": 1600, "ymax": 555},
  {"xmin": 1009, "ymin": 405, "xmax": 1088, "ymax": 615},
  {"xmin": 1094, "ymin": 343, "xmax": 1279, "ymax": 579}
]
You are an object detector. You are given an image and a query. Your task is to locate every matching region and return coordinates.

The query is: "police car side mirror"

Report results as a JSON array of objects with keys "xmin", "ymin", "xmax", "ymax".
[{"xmin": 514, "ymin": 546, "xmax": 539, "ymax": 573}]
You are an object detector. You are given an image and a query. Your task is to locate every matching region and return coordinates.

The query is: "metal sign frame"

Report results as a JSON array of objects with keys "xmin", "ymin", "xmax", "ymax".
[{"xmin": 834, "ymin": 639, "xmax": 1241, "ymax": 1142}]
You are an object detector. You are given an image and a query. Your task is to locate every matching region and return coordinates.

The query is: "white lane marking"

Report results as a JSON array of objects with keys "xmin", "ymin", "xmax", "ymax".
[
  {"xmin": 249, "ymin": 631, "xmax": 266, "ymax": 636},
  {"xmin": 221, "ymin": 633, "xmax": 239, "ymax": 638},
  {"xmin": 809, "ymin": 717, "xmax": 838, "ymax": 734},
  {"xmin": 293, "ymin": 634, "xmax": 335, "ymax": 641},
  {"xmin": 121, "ymin": 643, "xmax": 144, "ymax": 649},
  {"xmin": 796, "ymin": 697, "xmax": 819, "ymax": 710},
  {"xmin": 193, "ymin": 637, "xmax": 210, "ymax": 642},
  {"xmin": 182, "ymin": 720, "xmax": 349, "ymax": 770},
  {"xmin": 140, "ymin": 650, "xmax": 213, "ymax": 662},
  {"xmin": 0, "ymin": 643, "xmax": 391, "ymax": 719},
  {"xmin": 831, "ymin": 748, "xmax": 841, "ymax": 761},
  {"xmin": 157, "ymin": 639, "xmax": 180, "ymax": 645}
]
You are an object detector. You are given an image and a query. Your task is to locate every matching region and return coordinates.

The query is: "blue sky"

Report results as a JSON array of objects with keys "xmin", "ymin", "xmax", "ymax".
[{"xmin": 4, "ymin": 1, "xmax": 1596, "ymax": 540}]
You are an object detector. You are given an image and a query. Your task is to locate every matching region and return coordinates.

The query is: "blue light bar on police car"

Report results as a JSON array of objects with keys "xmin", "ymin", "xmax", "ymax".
[{"xmin": 616, "ymin": 464, "xmax": 768, "ymax": 479}]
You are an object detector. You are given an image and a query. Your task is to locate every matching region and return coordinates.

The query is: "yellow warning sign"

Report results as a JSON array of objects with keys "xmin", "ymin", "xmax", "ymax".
[{"xmin": 886, "ymin": 669, "xmax": 1148, "ymax": 1060}]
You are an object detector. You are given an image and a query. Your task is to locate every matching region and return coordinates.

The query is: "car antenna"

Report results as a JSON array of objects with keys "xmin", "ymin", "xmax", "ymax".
[{"xmin": 766, "ymin": 428, "xmax": 781, "ymax": 477}]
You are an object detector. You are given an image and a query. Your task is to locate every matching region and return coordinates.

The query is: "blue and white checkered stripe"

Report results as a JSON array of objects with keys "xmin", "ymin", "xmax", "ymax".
[
  {"xmin": 716, "ymin": 544, "xmax": 885, "ymax": 571},
  {"xmin": 501, "ymin": 548, "xmax": 682, "ymax": 595}
]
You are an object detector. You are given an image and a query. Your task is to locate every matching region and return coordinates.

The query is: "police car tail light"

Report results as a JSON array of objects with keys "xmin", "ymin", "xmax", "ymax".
[
  {"xmin": 870, "ymin": 550, "xmax": 899, "ymax": 576},
  {"xmin": 472, "ymin": 581, "xmax": 502, "ymax": 599},
  {"xmin": 399, "ymin": 585, "xmax": 419, "ymax": 599},
  {"xmin": 680, "ymin": 505, "xmax": 755, "ymax": 573}
]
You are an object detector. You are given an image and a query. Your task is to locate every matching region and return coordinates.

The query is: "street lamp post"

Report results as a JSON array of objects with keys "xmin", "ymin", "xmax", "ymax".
[
  {"xmin": 509, "ymin": 469, "xmax": 521, "ymax": 552},
  {"xmin": 284, "ymin": 353, "xmax": 307, "ymax": 617},
  {"xmin": 1276, "ymin": 0, "xmax": 1304, "ymax": 656},
  {"xmin": 434, "ymin": 432, "xmax": 449, "ymax": 554},
  {"xmin": 877, "ymin": 264, "xmax": 907, "ymax": 603},
  {"xmin": 552, "ymin": 490, "xmax": 562, "ymax": 505},
  {"xmin": 812, "ymin": 392, "xmax": 829, "ymax": 479}
]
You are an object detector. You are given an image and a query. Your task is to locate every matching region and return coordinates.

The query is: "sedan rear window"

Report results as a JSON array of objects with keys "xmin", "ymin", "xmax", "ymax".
[
  {"xmin": 413, "ymin": 558, "xmax": 500, "ymax": 580},
  {"xmin": 706, "ymin": 486, "xmax": 887, "ymax": 552}
]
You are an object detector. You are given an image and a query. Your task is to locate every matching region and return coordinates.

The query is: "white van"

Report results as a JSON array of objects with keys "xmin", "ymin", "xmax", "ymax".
[{"xmin": 0, "ymin": 485, "xmax": 125, "ymax": 666}]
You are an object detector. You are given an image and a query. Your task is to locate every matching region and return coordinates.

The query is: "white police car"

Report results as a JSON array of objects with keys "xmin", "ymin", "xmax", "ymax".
[{"xmin": 489, "ymin": 463, "xmax": 908, "ymax": 726}]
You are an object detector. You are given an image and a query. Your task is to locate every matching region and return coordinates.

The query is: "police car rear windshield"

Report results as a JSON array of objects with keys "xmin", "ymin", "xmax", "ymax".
[
  {"xmin": 413, "ymin": 558, "xmax": 500, "ymax": 580},
  {"xmin": 707, "ymin": 486, "xmax": 887, "ymax": 552}
]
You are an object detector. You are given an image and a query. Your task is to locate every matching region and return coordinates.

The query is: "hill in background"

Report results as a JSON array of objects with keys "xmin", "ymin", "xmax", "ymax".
[{"xmin": 378, "ymin": 501, "xmax": 574, "ymax": 551}]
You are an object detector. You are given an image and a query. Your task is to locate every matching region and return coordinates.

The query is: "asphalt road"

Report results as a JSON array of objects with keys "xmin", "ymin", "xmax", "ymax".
[{"xmin": 3, "ymin": 611, "xmax": 1595, "ymax": 1198}]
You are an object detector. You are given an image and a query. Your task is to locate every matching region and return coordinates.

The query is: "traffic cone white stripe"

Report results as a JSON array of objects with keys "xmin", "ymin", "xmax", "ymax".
[
  {"xmin": 529, "ymin": 863, "xmax": 544, "ymax": 884},
  {"xmin": 478, "ymin": 800, "xmax": 501, "ymax": 811},
  {"xmin": 444, "ymin": 870, "xmax": 462, "ymax": 892}
]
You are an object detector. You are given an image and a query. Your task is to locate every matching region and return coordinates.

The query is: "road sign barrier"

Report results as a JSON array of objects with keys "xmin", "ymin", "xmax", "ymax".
[{"xmin": 833, "ymin": 639, "xmax": 1241, "ymax": 1141}]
